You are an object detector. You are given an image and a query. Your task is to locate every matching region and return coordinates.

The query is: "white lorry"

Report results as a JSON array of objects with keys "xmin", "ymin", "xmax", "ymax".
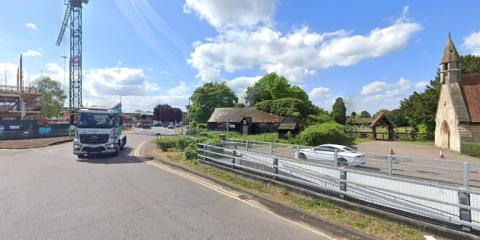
[{"xmin": 73, "ymin": 103, "xmax": 127, "ymax": 159}]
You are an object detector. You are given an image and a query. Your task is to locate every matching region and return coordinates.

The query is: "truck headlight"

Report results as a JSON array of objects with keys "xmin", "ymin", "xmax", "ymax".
[{"xmin": 74, "ymin": 144, "xmax": 81, "ymax": 150}]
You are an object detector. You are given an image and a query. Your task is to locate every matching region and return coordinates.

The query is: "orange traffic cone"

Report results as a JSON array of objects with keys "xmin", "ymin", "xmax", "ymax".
[
  {"xmin": 390, "ymin": 148, "xmax": 395, "ymax": 155},
  {"xmin": 439, "ymin": 150, "xmax": 445, "ymax": 159}
]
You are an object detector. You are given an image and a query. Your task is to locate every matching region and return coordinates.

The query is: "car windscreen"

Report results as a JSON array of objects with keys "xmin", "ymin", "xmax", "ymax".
[
  {"xmin": 343, "ymin": 146, "xmax": 357, "ymax": 152},
  {"xmin": 77, "ymin": 112, "xmax": 115, "ymax": 129}
]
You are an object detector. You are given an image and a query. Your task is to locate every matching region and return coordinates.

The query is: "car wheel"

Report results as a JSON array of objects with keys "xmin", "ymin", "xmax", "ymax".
[
  {"xmin": 338, "ymin": 158, "xmax": 348, "ymax": 166},
  {"xmin": 298, "ymin": 153, "xmax": 307, "ymax": 160}
]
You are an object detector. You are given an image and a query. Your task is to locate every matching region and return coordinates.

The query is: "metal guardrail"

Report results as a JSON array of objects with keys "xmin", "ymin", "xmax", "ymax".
[
  {"xmin": 224, "ymin": 138, "xmax": 480, "ymax": 188},
  {"xmin": 197, "ymin": 143, "xmax": 480, "ymax": 231}
]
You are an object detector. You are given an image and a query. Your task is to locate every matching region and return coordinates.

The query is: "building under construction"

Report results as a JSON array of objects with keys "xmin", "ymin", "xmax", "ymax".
[{"xmin": 0, "ymin": 55, "xmax": 42, "ymax": 121}]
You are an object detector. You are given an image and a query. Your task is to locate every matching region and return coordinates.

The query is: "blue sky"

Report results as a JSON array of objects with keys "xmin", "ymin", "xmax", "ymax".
[{"xmin": 0, "ymin": 0, "xmax": 479, "ymax": 113}]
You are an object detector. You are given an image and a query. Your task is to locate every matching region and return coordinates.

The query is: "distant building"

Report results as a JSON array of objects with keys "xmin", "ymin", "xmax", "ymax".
[
  {"xmin": 278, "ymin": 116, "xmax": 303, "ymax": 138},
  {"xmin": 137, "ymin": 111, "xmax": 153, "ymax": 125},
  {"xmin": 435, "ymin": 34, "xmax": 480, "ymax": 151},
  {"xmin": 207, "ymin": 107, "xmax": 284, "ymax": 134}
]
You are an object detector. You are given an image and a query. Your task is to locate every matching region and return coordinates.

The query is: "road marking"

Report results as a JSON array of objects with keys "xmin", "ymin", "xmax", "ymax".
[
  {"xmin": 134, "ymin": 141, "xmax": 147, "ymax": 158},
  {"xmin": 134, "ymin": 149, "xmax": 335, "ymax": 240},
  {"xmin": 424, "ymin": 236, "xmax": 437, "ymax": 240}
]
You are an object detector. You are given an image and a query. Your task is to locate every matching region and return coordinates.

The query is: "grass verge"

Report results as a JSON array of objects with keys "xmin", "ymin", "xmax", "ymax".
[{"xmin": 149, "ymin": 147, "xmax": 436, "ymax": 240}]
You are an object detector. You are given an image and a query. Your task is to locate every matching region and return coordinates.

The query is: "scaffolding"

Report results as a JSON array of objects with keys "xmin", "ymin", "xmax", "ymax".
[{"xmin": 0, "ymin": 55, "xmax": 42, "ymax": 121}]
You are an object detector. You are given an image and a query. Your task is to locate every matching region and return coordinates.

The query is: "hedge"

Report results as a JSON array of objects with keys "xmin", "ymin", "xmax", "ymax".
[
  {"xmin": 461, "ymin": 141, "xmax": 480, "ymax": 158},
  {"xmin": 156, "ymin": 138, "xmax": 177, "ymax": 151},
  {"xmin": 295, "ymin": 121, "xmax": 353, "ymax": 146}
]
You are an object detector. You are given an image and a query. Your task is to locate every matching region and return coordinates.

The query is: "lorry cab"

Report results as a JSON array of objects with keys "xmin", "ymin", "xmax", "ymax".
[{"xmin": 73, "ymin": 104, "xmax": 126, "ymax": 159}]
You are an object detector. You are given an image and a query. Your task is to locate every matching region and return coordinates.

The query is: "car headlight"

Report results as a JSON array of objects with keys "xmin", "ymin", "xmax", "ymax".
[
  {"xmin": 107, "ymin": 143, "xmax": 116, "ymax": 149},
  {"xmin": 74, "ymin": 144, "xmax": 81, "ymax": 150}
]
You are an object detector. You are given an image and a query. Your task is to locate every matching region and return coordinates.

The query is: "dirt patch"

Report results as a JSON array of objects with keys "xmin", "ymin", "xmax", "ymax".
[{"xmin": 0, "ymin": 136, "xmax": 73, "ymax": 149}]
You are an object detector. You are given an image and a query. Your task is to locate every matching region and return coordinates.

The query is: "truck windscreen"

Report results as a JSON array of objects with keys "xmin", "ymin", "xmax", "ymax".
[{"xmin": 77, "ymin": 113, "xmax": 115, "ymax": 129}]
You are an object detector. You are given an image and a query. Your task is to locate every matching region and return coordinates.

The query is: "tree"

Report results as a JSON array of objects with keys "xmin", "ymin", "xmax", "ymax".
[
  {"xmin": 389, "ymin": 109, "xmax": 408, "ymax": 127},
  {"xmin": 351, "ymin": 111, "xmax": 357, "ymax": 118},
  {"xmin": 306, "ymin": 112, "xmax": 333, "ymax": 126},
  {"xmin": 133, "ymin": 109, "xmax": 143, "ymax": 114},
  {"xmin": 359, "ymin": 110, "xmax": 371, "ymax": 118},
  {"xmin": 461, "ymin": 55, "xmax": 480, "ymax": 74},
  {"xmin": 189, "ymin": 82, "xmax": 238, "ymax": 123},
  {"xmin": 331, "ymin": 97, "xmax": 346, "ymax": 125},
  {"xmin": 245, "ymin": 72, "xmax": 309, "ymax": 105},
  {"xmin": 32, "ymin": 77, "xmax": 66, "ymax": 118},
  {"xmin": 400, "ymin": 73, "xmax": 441, "ymax": 132},
  {"xmin": 256, "ymin": 98, "xmax": 311, "ymax": 119},
  {"xmin": 153, "ymin": 104, "xmax": 182, "ymax": 123}
]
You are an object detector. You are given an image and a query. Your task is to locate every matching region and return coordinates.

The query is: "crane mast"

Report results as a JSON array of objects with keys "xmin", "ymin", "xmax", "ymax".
[{"xmin": 56, "ymin": 0, "xmax": 88, "ymax": 123}]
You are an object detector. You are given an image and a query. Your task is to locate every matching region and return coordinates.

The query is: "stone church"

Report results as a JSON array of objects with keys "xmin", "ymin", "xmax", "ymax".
[{"xmin": 435, "ymin": 34, "xmax": 480, "ymax": 151}]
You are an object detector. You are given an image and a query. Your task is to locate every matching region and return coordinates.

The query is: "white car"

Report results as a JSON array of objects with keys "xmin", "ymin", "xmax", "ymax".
[{"xmin": 295, "ymin": 144, "xmax": 365, "ymax": 166}]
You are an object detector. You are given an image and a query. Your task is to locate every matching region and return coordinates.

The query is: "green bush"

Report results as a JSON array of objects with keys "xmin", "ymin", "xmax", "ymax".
[
  {"xmin": 417, "ymin": 124, "xmax": 429, "ymax": 134},
  {"xmin": 461, "ymin": 141, "xmax": 480, "ymax": 157},
  {"xmin": 156, "ymin": 138, "xmax": 177, "ymax": 151},
  {"xmin": 183, "ymin": 143, "xmax": 198, "ymax": 161},
  {"xmin": 175, "ymin": 136, "xmax": 196, "ymax": 150},
  {"xmin": 306, "ymin": 113, "xmax": 333, "ymax": 126},
  {"xmin": 295, "ymin": 121, "xmax": 353, "ymax": 146}
]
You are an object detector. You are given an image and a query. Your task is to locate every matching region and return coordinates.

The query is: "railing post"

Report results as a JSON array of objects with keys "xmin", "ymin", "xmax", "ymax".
[
  {"xmin": 334, "ymin": 149, "xmax": 339, "ymax": 167},
  {"xmin": 339, "ymin": 168, "xmax": 347, "ymax": 198},
  {"xmin": 463, "ymin": 162, "xmax": 470, "ymax": 186},
  {"xmin": 273, "ymin": 157, "xmax": 279, "ymax": 176},
  {"xmin": 458, "ymin": 190, "xmax": 472, "ymax": 232},
  {"xmin": 269, "ymin": 142, "xmax": 273, "ymax": 155},
  {"xmin": 246, "ymin": 140, "xmax": 249, "ymax": 151},
  {"xmin": 232, "ymin": 150, "xmax": 236, "ymax": 167},
  {"xmin": 204, "ymin": 145, "xmax": 208, "ymax": 161},
  {"xmin": 387, "ymin": 154, "xmax": 393, "ymax": 176}
]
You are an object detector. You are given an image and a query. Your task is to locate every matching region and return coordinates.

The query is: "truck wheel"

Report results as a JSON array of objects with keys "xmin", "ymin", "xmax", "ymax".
[{"xmin": 120, "ymin": 137, "xmax": 126, "ymax": 150}]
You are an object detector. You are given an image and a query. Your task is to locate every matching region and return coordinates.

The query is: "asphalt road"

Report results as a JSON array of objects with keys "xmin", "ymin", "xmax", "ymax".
[{"xmin": 0, "ymin": 127, "xmax": 331, "ymax": 240}]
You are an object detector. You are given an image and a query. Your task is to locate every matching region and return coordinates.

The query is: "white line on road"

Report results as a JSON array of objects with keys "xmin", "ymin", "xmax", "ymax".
[{"xmin": 133, "ymin": 141, "xmax": 335, "ymax": 239}]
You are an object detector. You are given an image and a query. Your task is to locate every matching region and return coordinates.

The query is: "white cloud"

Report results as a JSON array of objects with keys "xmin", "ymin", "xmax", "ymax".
[
  {"xmin": 79, "ymin": 67, "xmax": 194, "ymax": 112},
  {"xmin": 225, "ymin": 75, "xmax": 261, "ymax": 101},
  {"xmin": 183, "ymin": 0, "xmax": 276, "ymax": 29},
  {"xmin": 188, "ymin": 9, "xmax": 421, "ymax": 82},
  {"xmin": 347, "ymin": 77, "xmax": 429, "ymax": 112},
  {"xmin": 361, "ymin": 81, "xmax": 388, "ymax": 95},
  {"xmin": 83, "ymin": 67, "xmax": 160, "ymax": 97},
  {"xmin": 23, "ymin": 49, "xmax": 42, "ymax": 58},
  {"xmin": 463, "ymin": 31, "xmax": 480, "ymax": 55},
  {"xmin": 0, "ymin": 62, "xmax": 18, "ymax": 86},
  {"xmin": 25, "ymin": 22, "xmax": 38, "ymax": 31},
  {"xmin": 415, "ymin": 80, "xmax": 429, "ymax": 89},
  {"xmin": 309, "ymin": 87, "xmax": 331, "ymax": 99},
  {"xmin": 83, "ymin": 81, "xmax": 191, "ymax": 112}
]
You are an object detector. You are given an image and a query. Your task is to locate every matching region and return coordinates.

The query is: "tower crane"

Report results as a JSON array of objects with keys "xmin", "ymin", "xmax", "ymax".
[{"xmin": 56, "ymin": 0, "xmax": 89, "ymax": 123}]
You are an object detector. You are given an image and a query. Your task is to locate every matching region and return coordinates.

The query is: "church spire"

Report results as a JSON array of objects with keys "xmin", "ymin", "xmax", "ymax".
[{"xmin": 440, "ymin": 33, "xmax": 460, "ymax": 64}]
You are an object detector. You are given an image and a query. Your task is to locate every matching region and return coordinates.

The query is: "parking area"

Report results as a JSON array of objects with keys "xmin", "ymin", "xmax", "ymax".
[
  {"xmin": 223, "ymin": 139, "xmax": 480, "ymax": 187},
  {"xmin": 357, "ymin": 141, "xmax": 480, "ymax": 162}
]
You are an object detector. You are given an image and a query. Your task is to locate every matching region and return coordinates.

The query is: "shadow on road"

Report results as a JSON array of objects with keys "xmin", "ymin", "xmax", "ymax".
[{"xmin": 76, "ymin": 147, "xmax": 143, "ymax": 164}]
